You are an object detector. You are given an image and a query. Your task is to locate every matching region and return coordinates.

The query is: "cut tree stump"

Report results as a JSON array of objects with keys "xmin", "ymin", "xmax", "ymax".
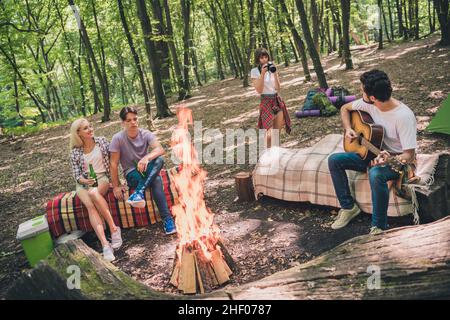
[
  {"xmin": 7, "ymin": 216, "xmax": 450, "ymax": 300},
  {"xmin": 416, "ymin": 154, "xmax": 450, "ymax": 223},
  {"xmin": 235, "ymin": 172, "xmax": 255, "ymax": 202}
]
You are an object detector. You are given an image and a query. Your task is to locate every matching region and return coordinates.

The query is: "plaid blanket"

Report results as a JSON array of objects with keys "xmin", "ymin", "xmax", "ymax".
[
  {"xmin": 46, "ymin": 167, "xmax": 180, "ymax": 237},
  {"xmin": 252, "ymin": 134, "xmax": 413, "ymax": 217}
]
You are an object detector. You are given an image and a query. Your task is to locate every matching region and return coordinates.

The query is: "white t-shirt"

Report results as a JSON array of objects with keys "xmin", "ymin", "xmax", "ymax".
[
  {"xmin": 83, "ymin": 145, "xmax": 106, "ymax": 174},
  {"xmin": 351, "ymin": 98, "xmax": 417, "ymax": 153},
  {"xmin": 250, "ymin": 67, "xmax": 277, "ymax": 94}
]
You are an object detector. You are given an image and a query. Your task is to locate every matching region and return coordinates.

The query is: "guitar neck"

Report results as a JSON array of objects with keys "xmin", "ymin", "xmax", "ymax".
[{"xmin": 361, "ymin": 137, "xmax": 381, "ymax": 156}]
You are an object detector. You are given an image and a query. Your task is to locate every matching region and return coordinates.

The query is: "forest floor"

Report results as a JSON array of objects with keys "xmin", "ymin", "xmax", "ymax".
[{"xmin": 1, "ymin": 35, "xmax": 449, "ymax": 298}]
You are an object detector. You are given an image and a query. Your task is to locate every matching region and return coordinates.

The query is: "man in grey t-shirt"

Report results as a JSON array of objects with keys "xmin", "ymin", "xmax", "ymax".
[{"xmin": 109, "ymin": 106, "xmax": 176, "ymax": 235}]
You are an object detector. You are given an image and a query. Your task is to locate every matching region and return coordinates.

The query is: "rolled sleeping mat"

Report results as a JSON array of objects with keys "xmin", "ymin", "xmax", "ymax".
[
  {"xmin": 328, "ymin": 95, "xmax": 357, "ymax": 106},
  {"xmin": 325, "ymin": 88, "xmax": 333, "ymax": 97},
  {"xmin": 295, "ymin": 109, "xmax": 321, "ymax": 118}
]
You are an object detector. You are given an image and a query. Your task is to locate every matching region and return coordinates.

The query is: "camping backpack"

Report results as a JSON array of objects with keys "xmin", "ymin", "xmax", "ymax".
[
  {"xmin": 302, "ymin": 89, "xmax": 320, "ymax": 111},
  {"xmin": 331, "ymin": 86, "xmax": 351, "ymax": 109}
]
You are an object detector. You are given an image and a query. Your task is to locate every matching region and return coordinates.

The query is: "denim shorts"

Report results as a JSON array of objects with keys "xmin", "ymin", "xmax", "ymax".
[{"xmin": 76, "ymin": 172, "xmax": 110, "ymax": 192}]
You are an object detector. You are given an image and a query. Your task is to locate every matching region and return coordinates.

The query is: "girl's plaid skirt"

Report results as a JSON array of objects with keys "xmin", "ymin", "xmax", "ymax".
[{"xmin": 258, "ymin": 94, "xmax": 291, "ymax": 134}]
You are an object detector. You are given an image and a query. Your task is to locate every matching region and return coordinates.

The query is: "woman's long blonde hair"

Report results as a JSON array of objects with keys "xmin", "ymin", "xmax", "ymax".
[{"xmin": 69, "ymin": 118, "xmax": 88, "ymax": 150}]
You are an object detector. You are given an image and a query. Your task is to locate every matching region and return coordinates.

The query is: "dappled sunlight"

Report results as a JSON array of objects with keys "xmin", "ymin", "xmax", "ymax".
[
  {"xmin": 384, "ymin": 44, "xmax": 426, "ymax": 60},
  {"xmin": 222, "ymin": 108, "xmax": 259, "ymax": 125},
  {"xmin": 416, "ymin": 116, "xmax": 432, "ymax": 131}
]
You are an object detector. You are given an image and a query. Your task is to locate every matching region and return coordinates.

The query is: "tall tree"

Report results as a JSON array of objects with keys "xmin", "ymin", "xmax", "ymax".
[
  {"xmin": 279, "ymin": 0, "xmax": 311, "ymax": 81},
  {"xmin": 434, "ymin": 0, "xmax": 450, "ymax": 45},
  {"xmin": 340, "ymin": 0, "xmax": 353, "ymax": 69},
  {"xmin": 117, "ymin": 0, "xmax": 153, "ymax": 129},
  {"xmin": 181, "ymin": 0, "xmax": 192, "ymax": 94},
  {"xmin": 68, "ymin": 0, "xmax": 111, "ymax": 122},
  {"xmin": 243, "ymin": 0, "xmax": 256, "ymax": 88},
  {"xmin": 135, "ymin": 0, "xmax": 172, "ymax": 118},
  {"xmin": 295, "ymin": 0, "xmax": 328, "ymax": 88},
  {"xmin": 162, "ymin": 0, "xmax": 188, "ymax": 99},
  {"xmin": 378, "ymin": 0, "xmax": 384, "ymax": 49}
]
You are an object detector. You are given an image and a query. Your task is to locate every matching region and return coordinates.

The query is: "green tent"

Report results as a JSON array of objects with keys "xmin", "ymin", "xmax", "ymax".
[{"xmin": 427, "ymin": 94, "xmax": 450, "ymax": 135}]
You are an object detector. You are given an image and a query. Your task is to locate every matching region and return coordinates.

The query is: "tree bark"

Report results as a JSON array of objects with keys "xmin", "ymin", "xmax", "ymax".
[
  {"xmin": 434, "ymin": 0, "xmax": 450, "ymax": 45},
  {"xmin": 340, "ymin": 0, "xmax": 353, "ymax": 69},
  {"xmin": 136, "ymin": 0, "xmax": 173, "ymax": 118},
  {"xmin": 295, "ymin": 0, "xmax": 328, "ymax": 88},
  {"xmin": 163, "ymin": 0, "xmax": 188, "ymax": 100},
  {"xmin": 117, "ymin": 0, "xmax": 153, "ymax": 129},
  {"xmin": 279, "ymin": 0, "xmax": 311, "ymax": 81},
  {"xmin": 151, "ymin": 0, "xmax": 172, "ymax": 95},
  {"xmin": 395, "ymin": 0, "xmax": 404, "ymax": 38},
  {"xmin": 181, "ymin": 0, "xmax": 192, "ymax": 94},
  {"xmin": 310, "ymin": 0, "xmax": 320, "ymax": 53},
  {"xmin": 243, "ymin": 0, "xmax": 256, "ymax": 88},
  {"xmin": 378, "ymin": 0, "xmax": 384, "ymax": 49}
]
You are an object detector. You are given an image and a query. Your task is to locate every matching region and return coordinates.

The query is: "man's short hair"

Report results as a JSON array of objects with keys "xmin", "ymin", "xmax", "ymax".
[
  {"xmin": 119, "ymin": 106, "xmax": 138, "ymax": 121},
  {"xmin": 360, "ymin": 69, "xmax": 393, "ymax": 102}
]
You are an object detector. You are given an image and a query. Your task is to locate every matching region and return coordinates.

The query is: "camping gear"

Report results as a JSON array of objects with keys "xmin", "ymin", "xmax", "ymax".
[
  {"xmin": 252, "ymin": 134, "xmax": 438, "ymax": 219},
  {"xmin": 302, "ymin": 89, "xmax": 320, "ymax": 111},
  {"xmin": 17, "ymin": 215, "xmax": 54, "ymax": 267},
  {"xmin": 295, "ymin": 110, "xmax": 321, "ymax": 117},
  {"xmin": 46, "ymin": 167, "xmax": 179, "ymax": 238},
  {"xmin": 328, "ymin": 95, "xmax": 356, "ymax": 106},
  {"xmin": 427, "ymin": 94, "xmax": 450, "ymax": 135}
]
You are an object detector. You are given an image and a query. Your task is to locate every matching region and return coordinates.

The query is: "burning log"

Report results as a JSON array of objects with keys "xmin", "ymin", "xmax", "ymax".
[{"xmin": 169, "ymin": 107, "xmax": 235, "ymax": 294}]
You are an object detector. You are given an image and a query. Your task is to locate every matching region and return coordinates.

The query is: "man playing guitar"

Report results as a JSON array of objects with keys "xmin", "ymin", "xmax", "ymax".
[{"xmin": 328, "ymin": 69, "xmax": 417, "ymax": 234}]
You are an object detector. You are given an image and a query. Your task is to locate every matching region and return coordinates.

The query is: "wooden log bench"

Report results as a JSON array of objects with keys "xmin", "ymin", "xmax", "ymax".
[{"xmin": 7, "ymin": 215, "xmax": 450, "ymax": 300}]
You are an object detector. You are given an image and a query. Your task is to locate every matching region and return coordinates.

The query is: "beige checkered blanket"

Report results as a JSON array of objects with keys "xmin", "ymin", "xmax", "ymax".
[{"xmin": 252, "ymin": 134, "xmax": 413, "ymax": 217}]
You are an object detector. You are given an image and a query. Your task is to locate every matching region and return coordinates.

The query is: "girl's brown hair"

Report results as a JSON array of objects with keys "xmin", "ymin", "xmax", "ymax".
[{"xmin": 254, "ymin": 47, "xmax": 270, "ymax": 66}]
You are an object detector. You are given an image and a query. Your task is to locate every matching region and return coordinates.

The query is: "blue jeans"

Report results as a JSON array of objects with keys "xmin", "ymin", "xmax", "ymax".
[
  {"xmin": 126, "ymin": 156, "xmax": 171, "ymax": 221},
  {"xmin": 328, "ymin": 152, "xmax": 399, "ymax": 229}
]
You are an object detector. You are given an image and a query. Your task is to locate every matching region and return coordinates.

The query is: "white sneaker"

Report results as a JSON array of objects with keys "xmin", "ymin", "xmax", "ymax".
[
  {"xmin": 111, "ymin": 227, "xmax": 123, "ymax": 250},
  {"xmin": 331, "ymin": 204, "xmax": 361, "ymax": 229},
  {"xmin": 103, "ymin": 245, "xmax": 115, "ymax": 262}
]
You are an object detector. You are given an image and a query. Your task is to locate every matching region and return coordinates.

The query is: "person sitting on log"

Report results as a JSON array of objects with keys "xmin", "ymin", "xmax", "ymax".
[
  {"xmin": 251, "ymin": 47, "xmax": 291, "ymax": 148},
  {"xmin": 328, "ymin": 69, "xmax": 417, "ymax": 234},
  {"xmin": 109, "ymin": 106, "xmax": 176, "ymax": 235},
  {"xmin": 69, "ymin": 119, "xmax": 123, "ymax": 262}
]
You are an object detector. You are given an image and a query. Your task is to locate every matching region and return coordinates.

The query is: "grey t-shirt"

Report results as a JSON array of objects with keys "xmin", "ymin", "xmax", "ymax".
[{"xmin": 109, "ymin": 128, "xmax": 156, "ymax": 176}]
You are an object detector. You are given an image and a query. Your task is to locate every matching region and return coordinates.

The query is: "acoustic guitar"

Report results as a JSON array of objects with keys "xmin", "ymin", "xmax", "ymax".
[{"xmin": 343, "ymin": 110, "xmax": 404, "ymax": 173}]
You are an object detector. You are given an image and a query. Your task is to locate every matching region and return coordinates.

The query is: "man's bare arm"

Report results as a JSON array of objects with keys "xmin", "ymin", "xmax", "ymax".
[{"xmin": 110, "ymin": 151, "xmax": 124, "ymax": 200}]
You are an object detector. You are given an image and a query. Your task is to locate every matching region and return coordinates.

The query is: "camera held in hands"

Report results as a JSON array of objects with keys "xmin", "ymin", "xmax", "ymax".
[{"xmin": 265, "ymin": 62, "xmax": 277, "ymax": 73}]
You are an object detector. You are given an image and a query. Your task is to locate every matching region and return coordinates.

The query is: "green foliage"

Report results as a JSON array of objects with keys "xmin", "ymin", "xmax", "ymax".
[{"xmin": 312, "ymin": 92, "xmax": 338, "ymax": 117}]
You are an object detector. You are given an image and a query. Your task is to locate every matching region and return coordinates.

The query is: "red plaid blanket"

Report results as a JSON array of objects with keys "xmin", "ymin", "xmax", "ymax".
[{"xmin": 46, "ymin": 168, "xmax": 179, "ymax": 237}]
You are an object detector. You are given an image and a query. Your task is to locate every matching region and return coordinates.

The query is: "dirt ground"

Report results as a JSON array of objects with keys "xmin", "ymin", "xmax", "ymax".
[{"xmin": 0, "ymin": 35, "xmax": 449, "ymax": 298}]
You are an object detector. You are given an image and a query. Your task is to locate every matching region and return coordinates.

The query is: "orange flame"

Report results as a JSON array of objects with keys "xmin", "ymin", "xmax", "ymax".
[{"xmin": 170, "ymin": 106, "xmax": 220, "ymax": 262}]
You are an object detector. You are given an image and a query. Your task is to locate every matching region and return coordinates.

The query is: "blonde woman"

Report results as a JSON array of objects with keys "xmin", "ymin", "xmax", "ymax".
[{"xmin": 69, "ymin": 119, "xmax": 123, "ymax": 261}]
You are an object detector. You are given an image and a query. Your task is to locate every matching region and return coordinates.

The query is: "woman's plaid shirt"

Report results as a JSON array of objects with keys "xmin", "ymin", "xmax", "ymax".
[{"xmin": 69, "ymin": 136, "xmax": 111, "ymax": 183}]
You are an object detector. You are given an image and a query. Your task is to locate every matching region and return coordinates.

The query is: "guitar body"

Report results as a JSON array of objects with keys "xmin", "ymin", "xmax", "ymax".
[{"xmin": 344, "ymin": 110, "xmax": 385, "ymax": 160}]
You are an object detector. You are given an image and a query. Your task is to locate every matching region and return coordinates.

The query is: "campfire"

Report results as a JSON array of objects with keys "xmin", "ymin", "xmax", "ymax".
[{"xmin": 169, "ymin": 106, "xmax": 234, "ymax": 294}]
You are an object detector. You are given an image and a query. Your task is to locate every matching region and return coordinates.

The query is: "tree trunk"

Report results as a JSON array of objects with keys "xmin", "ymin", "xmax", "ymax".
[
  {"xmin": 207, "ymin": 0, "xmax": 226, "ymax": 80},
  {"xmin": 434, "ymin": 0, "xmax": 450, "ymax": 46},
  {"xmin": 7, "ymin": 215, "xmax": 450, "ymax": 299},
  {"xmin": 414, "ymin": 0, "xmax": 419, "ymax": 40},
  {"xmin": 163, "ymin": 0, "xmax": 188, "ymax": 100},
  {"xmin": 382, "ymin": 0, "xmax": 392, "ymax": 41},
  {"xmin": 181, "ymin": 0, "xmax": 192, "ymax": 94},
  {"xmin": 395, "ymin": 0, "xmax": 404, "ymax": 38},
  {"xmin": 90, "ymin": 0, "xmax": 111, "ymax": 122},
  {"xmin": 136, "ymin": 0, "xmax": 173, "ymax": 118},
  {"xmin": 310, "ymin": 0, "xmax": 320, "ymax": 53},
  {"xmin": 340, "ymin": 0, "xmax": 353, "ymax": 69},
  {"xmin": 279, "ymin": 0, "xmax": 311, "ymax": 81},
  {"xmin": 378, "ymin": 0, "xmax": 384, "ymax": 49},
  {"xmin": 68, "ymin": 0, "xmax": 111, "ymax": 121},
  {"xmin": 243, "ymin": 0, "xmax": 256, "ymax": 88},
  {"xmin": 275, "ymin": 3, "xmax": 289, "ymax": 67},
  {"xmin": 295, "ymin": 0, "xmax": 328, "ymax": 88},
  {"xmin": 117, "ymin": 0, "xmax": 153, "ymax": 129},
  {"xmin": 387, "ymin": 0, "xmax": 395, "ymax": 39},
  {"xmin": 151, "ymin": 0, "xmax": 172, "ymax": 96}
]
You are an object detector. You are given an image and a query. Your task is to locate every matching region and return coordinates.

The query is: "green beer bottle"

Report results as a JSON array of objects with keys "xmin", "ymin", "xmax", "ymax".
[{"xmin": 88, "ymin": 163, "xmax": 98, "ymax": 187}]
